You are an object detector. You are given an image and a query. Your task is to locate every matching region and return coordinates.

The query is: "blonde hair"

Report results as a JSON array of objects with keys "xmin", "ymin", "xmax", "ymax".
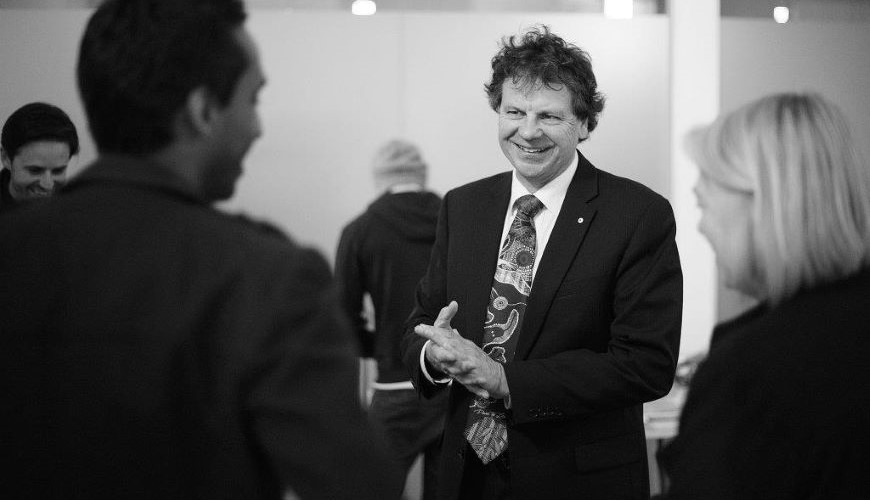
[{"xmin": 687, "ymin": 93, "xmax": 870, "ymax": 304}]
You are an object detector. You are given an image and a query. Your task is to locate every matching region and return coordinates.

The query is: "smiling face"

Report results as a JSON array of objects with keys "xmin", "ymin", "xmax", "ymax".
[
  {"xmin": 498, "ymin": 80, "xmax": 588, "ymax": 192},
  {"xmin": 2, "ymin": 140, "xmax": 71, "ymax": 201}
]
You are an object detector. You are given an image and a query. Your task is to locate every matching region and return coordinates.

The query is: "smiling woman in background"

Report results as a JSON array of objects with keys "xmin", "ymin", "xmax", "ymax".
[
  {"xmin": 659, "ymin": 93, "xmax": 870, "ymax": 499},
  {"xmin": 0, "ymin": 102, "xmax": 79, "ymax": 212}
]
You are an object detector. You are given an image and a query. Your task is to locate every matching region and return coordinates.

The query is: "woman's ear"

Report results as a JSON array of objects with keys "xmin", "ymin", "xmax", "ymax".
[{"xmin": 0, "ymin": 148, "xmax": 11, "ymax": 170}]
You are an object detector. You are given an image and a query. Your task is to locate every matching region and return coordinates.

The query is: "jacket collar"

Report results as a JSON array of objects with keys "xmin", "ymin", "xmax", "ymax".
[{"xmin": 65, "ymin": 154, "xmax": 206, "ymax": 205}]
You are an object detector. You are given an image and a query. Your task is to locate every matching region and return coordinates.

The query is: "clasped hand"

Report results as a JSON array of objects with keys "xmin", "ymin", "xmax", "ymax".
[{"xmin": 414, "ymin": 301, "xmax": 509, "ymax": 400}]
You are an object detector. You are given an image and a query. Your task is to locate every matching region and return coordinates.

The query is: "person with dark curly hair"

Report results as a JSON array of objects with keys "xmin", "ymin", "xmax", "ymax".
[
  {"xmin": 0, "ymin": 102, "xmax": 79, "ymax": 213},
  {"xmin": 402, "ymin": 26, "xmax": 682, "ymax": 499}
]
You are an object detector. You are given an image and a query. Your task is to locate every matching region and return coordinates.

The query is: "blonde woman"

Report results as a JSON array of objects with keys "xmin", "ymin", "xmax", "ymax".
[{"xmin": 660, "ymin": 93, "xmax": 870, "ymax": 498}]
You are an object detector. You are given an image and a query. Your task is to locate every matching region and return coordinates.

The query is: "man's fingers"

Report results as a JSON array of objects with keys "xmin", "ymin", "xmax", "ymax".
[
  {"xmin": 458, "ymin": 360, "xmax": 480, "ymax": 373},
  {"xmin": 415, "ymin": 301, "xmax": 462, "ymax": 348},
  {"xmin": 414, "ymin": 324, "xmax": 451, "ymax": 346},
  {"xmin": 433, "ymin": 301, "xmax": 459, "ymax": 329},
  {"xmin": 429, "ymin": 344, "xmax": 457, "ymax": 364},
  {"xmin": 461, "ymin": 382, "xmax": 489, "ymax": 399}
]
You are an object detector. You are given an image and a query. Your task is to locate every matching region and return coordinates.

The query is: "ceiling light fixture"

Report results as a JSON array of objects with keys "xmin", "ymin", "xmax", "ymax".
[
  {"xmin": 773, "ymin": 6, "xmax": 790, "ymax": 23},
  {"xmin": 604, "ymin": 0, "xmax": 633, "ymax": 20},
  {"xmin": 351, "ymin": 0, "xmax": 376, "ymax": 16}
]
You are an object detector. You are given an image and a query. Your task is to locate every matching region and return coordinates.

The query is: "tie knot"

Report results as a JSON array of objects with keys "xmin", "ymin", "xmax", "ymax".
[{"xmin": 515, "ymin": 195, "xmax": 544, "ymax": 219}]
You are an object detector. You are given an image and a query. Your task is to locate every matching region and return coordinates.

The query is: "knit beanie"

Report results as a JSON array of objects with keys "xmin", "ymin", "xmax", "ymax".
[{"xmin": 371, "ymin": 139, "xmax": 427, "ymax": 177}]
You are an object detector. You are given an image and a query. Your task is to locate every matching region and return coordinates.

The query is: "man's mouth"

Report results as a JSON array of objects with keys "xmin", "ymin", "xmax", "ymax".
[{"xmin": 514, "ymin": 143, "xmax": 551, "ymax": 154}]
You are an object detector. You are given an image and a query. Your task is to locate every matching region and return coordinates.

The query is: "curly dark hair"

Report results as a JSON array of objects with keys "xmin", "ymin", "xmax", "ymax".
[
  {"xmin": 485, "ymin": 26, "xmax": 605, "ymax": 138},
  {"xmin": 77, "ymin": 0, "xmax": 248, "ymax": 156}
]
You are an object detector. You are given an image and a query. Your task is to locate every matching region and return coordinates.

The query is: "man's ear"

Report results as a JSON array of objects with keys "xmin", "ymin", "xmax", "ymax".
[
  {"xmin": 577, "ymin": 119, "xmax": 589, "ymax": 142},
  {"xmin": 181, "ymin": 86, "xmax": 218, "ymax": 138}
]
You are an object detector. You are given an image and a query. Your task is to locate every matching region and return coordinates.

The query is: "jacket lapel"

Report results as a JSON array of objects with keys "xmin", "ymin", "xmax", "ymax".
[
  {"xmin": 515, "ymin": 153, "xmax": 599, "ymax": 360},
  {"xmin": 462, "ymin": 174, "xmax": 511, "ymax": 346}
]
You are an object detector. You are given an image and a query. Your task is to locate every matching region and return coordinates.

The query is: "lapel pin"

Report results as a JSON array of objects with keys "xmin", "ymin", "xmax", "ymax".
[{"xmin": 577, "ymin": 217, "xmax": 584, "ymax": 224}]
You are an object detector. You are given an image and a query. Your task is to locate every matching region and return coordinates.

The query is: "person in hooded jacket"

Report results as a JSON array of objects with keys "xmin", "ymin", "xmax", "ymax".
[{"xmin": 335, "ymin": 139, "xmax": 448, "ymax": 500}]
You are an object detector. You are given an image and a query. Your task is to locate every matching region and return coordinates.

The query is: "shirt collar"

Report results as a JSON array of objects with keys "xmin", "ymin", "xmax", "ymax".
[{"xmin": 508, "ymin": 149, "xmax": 578, "ymax": 215}]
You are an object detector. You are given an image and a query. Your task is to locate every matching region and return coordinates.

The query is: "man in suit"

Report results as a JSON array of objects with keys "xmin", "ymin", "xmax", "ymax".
[
  {"xmin": 0, "ymin": 0, "xmax": 400, "ymax": 499},
  {"xmin": 402, "ymin": 26, "xmax": 683, "ymax": 499},
  {"xmin": 0, "ymin": 102, "xmax": 79, "ymax": 213},
  {"xmin": 336, "ymin": 139, "xmax": 448, "ymax": 499}
]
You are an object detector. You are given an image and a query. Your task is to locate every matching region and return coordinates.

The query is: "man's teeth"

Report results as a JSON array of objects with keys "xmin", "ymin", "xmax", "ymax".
[{"xmin": 517, "ymin": 144, "xmax": 546, "ymax": 153}]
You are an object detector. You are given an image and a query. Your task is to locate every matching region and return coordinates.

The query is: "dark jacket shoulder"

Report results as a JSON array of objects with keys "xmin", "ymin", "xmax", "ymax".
[{"xmin": 446, "ymin": 171, "xmax": 511, "ymax": 201}]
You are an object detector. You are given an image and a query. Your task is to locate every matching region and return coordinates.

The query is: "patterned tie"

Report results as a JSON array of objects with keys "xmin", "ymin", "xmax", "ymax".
[{"xmin": 464, "ymin": 194, "xmax": 544, "ymax": 464}]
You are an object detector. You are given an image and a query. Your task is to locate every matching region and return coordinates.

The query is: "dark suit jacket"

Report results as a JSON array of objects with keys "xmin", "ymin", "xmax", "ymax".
[
  {"xmin": 659, "ymin": 270, "xmax": 870, "ymax": 499},
  {"xmin": 0, "ymin": 156, "xmax": 401, "ymax": 500},
  {"xmin": 402, "ymin": 153, "xmax": 683, "ymax": 500}
]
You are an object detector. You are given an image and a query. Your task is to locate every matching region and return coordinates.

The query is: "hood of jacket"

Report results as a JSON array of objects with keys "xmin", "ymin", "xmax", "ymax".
[{"xmin": 368, "ymin": 191, "xmax": 441, "ymax": 242}]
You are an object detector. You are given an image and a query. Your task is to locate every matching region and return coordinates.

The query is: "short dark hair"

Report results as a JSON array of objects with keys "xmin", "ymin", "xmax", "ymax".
[
  {"xmin": 77, "ymin": 0, "xmax": 248, "ymax": 155},
  {"xmin": 485, "ymin": 26, "xmax": 606, "ymax": 138},
  {"xmin": 1, "ymin": 102, "xmax": 80, "ymax": 160}
]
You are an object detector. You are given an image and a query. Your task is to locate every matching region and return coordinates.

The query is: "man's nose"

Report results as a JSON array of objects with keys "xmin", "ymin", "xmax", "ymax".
[{"xmin": 518, "ymin": 117, "xmax": 542, "ymax": 140}]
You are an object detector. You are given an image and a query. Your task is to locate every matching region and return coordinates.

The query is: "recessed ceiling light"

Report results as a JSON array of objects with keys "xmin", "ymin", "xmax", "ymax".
[
  {"xmin": 352, "ymin": 0, "xmax": 376, "ymax": 16},
  {"xmin": 773, "ymin": 6, "xmax": 790, "ymax": 23}
]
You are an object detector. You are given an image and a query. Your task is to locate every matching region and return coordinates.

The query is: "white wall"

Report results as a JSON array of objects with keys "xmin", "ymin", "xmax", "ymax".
[
  {"xmin": 0, "ymin": 9, "xmax": 671, "ymax": 260},
  {"xmin": 230, "ymin": 12, "xmax": 671, "ymax": 259},
  {"xmin": 722, "ymin": 19, "xmax": 870, "ymax": 159}
]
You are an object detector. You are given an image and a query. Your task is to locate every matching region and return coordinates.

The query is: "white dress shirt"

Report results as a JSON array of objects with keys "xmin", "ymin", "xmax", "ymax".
[{"xmin": 419, "ymin": 151, "xmax": 579, "ymax": 385}]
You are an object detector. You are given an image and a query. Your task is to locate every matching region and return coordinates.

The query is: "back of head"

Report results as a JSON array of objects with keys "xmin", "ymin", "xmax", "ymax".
[
  {"xmin": 484, "ymin": 25, "xmax": 605, "ymax": 138},
  {"xmin": 1, "ymin": 102, "xmax": 79, "ymax": 161},
  {"xmin": 688, "ymin": 93, "xmax": 870, "ymax": 303},
  {"xmin": 77, "ymin": 0, "xmax": 247, "ymax": 156},
  {"xmin": 372, "ymin": 139, "xmax": 427, "ymax": 189}
]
